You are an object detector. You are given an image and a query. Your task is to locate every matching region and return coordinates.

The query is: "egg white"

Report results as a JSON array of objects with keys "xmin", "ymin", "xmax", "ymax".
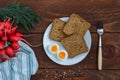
[
  {"xmin": 57, "ymin": 50, "xmax": 68, "ymax": 60},
  {"xmin": 49, "ymin": 43, "xmax": 59, "ymax": 54}
]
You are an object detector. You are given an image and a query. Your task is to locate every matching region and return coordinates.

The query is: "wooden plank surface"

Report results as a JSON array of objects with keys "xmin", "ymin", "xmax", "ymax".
[
  {"xmin": 0, "ymin": 0, "xmax": 120, "ymax": 80},
  {"xmin": 24, "ymin": 33, "xmax": 120, "ymax": 69},
  {"xmin": 31, "ymin": 69, "xmax": 120, "ymax": 80},
  {"xmin": 0, "ymin": 0, "xmax": 120, "ymax": 33}
]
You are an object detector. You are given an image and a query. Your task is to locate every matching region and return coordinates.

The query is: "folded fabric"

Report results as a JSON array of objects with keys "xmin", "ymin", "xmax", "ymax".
[{"xmin": 0, "ymin": 41, "xmax": 39, "ymax": 80}]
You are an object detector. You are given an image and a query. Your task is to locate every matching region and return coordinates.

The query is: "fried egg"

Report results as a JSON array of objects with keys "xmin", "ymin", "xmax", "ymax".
[
  {"xmin": 49, "ymin": 43, "xmax": 59, "ymax": 54},
  {"xmin": 57, "ymin": 50, "xmax": 68, "ymax": 60}
]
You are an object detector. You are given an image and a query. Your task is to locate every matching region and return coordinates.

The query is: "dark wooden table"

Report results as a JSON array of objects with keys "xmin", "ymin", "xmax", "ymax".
[{"xmin": 0, "ymin": 0, "xmax": 120, "ymax": 80}]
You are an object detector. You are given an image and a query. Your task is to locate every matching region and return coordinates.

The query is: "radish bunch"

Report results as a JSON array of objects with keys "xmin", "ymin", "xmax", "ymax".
[{"xmin": 0, "ymin": 18, "xmax": 23, "ymax": 62}]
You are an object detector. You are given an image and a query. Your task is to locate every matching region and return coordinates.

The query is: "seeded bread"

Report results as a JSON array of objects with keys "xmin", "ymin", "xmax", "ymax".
[
  {"xmin": 63, "ymin": 13, "xmax": 91, "ymax": 36},
  {"xmin": 61, "ymin": 33, "xmax": 88, "ymax": 58},
  {"xmin": 49, "ymin": 19, "xmax": 66, "ymax": 41}
]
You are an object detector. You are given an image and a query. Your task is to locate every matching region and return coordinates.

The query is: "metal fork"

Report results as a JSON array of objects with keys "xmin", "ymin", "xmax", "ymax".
[{"xmin": 97, "ymin": 21, "xmax": 104, "ymax": 70}]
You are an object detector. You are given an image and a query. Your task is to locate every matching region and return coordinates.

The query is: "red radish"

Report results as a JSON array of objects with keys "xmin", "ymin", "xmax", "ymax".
[
  {"xmin": 5, "ymin": 18, "xmax": 11, "ymax": 29},
  {"xmin": 0, "ymin": 18, "xmax": 35, "ymax": 62},
  {"xmin": 0, "ymin": 22, "xmax": 5, "ymax": 30},
  {"xmin": 0, "ymin": 31, "xmax": 3, "ymax": 37},
  {"xmin": 1, "ymin": 36, "xmax": 8, "ymax": 41},
  {"xmin": 14, "ymin": 49, "xmax": 18, "ymax": 53},
  {"xmin": 11, "ymin": 42, "xmax": 20, "ymax": 50},
  {"xmin": 9, "ymin": 35, "xmax": 33, "ymax": 47},
  {"xmin": 0, "ymin": 49, "xmax": 5, "ymax": 56},
  {"xmin": 0, "ymin": 41, "xmax": 4, "ymax": 49},
  {"xmin": 1, "ymin": 54, "xmax": 10, "ymax": 62},
  {"xmin": 15, "ymin": 32, "xmax": 23, "ymax": 37},
  {"xmin": 1, "ymin": 57, "xmax": 9, "ymax": 62},
  {"xmin": 9, "ymin": 35, "xmax": 20, "ymax": 42},
  {"xmin": 0, "ymin": 22, "xmax": 3, "ymax": 25},
  {"xmin": 0, "ymin": 18, "xmax": 29, "ymax": 62},
  {"xmin": 5, "ymin": 47, "xmax": 15, "ymax": 57},
  {"xmin": 6, "ymin": 29, "xmax": 11, "ymax": 35},
  {"xmin": 9, "ymin": 35, "xmax": 34, "ymax": 47},
  {"xmin": 11, "ymin": 27, "xmax": 17, "ymax": 34}
]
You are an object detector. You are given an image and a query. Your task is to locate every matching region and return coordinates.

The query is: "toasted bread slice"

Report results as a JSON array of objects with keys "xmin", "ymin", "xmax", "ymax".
[
  {"xmin": 61, "ymin": 33, "xmax": 88, "ymax": 58},
  {"xmin": 49, "ymin": 19, "xmax": 66, "ymax": 41},
  {"xmin": 63, "ymin": 13, "xmax": 91, "ymax": 36}
]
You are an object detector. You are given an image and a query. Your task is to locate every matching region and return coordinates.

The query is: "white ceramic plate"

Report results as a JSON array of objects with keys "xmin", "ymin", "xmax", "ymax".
[{"xmin": 43, "ymin": 17, "xmax": 92, "ymax": 66}]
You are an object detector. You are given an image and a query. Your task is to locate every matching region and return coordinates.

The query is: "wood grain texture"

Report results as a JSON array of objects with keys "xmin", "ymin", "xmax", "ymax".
[
  {"xmin": 0, "ymin": 0, "xmax": 120, "ymax": 33},
  {"xmin": 31, "ymin": 69, "xmax": 120, "ymax": 80},
  {"xmin": 24, "ymin": 33, "xmax": 120, "ymax": 69},
  {"xmin": 0, "ymin": 0, "xmax": 120, "ymax": 80}
]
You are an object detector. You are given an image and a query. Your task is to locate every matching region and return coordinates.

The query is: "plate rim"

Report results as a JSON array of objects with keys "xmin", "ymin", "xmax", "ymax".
[{"xmin": 43, "ymin": 17, "xmax": 92, "ymax": 66}]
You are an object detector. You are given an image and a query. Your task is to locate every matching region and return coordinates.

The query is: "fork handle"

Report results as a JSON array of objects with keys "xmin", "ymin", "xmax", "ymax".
[{"xmin": 98, "ymin": 36, "xmax": 102, "ymax": 70}]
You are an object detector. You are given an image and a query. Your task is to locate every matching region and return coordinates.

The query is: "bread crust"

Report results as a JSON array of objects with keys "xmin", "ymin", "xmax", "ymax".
[
  {"xmin": 61, "ymin": 33, "xmax": 88, "ymax": 58},
  {"xmin": 49, "ymin": 19, "xmax": 66, "ymax": 41},
  {"xmin": 63, "ymin": 13, "xmax": 91, "ymax": 36}
]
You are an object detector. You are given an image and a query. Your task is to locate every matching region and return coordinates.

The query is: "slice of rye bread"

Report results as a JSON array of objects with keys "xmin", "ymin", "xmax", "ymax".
[
  {"xmin": 63, "ymin": 13, "xmax": 91, "ymax": 36},
  {"xmin": 61, "ymin": 33, "xmax": 88, "ymax": 58},
  {"xmin": 49, "ymin": 19, "xmax": 66, "ymax": 41}
]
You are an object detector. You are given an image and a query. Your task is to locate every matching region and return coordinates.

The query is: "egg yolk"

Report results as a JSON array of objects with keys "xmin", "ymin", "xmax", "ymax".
[
  {"xmin": 58, "ymin": 52, "xmax": 66, "ymax": 59},
  {"xmin": 51, "ymin": 45, "xmax": 58, "ymax": 52}
]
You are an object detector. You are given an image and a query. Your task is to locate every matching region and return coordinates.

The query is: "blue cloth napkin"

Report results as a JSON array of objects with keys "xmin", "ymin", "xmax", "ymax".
[{"xmin": 0, "ymin": 41, "xmax": 39, "ymax": 80}]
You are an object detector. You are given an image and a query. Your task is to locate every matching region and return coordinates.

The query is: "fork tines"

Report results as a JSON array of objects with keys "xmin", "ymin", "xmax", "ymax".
[{"xmin": 97, "ymin": 21, "xmax": 103, "ymax": 29}]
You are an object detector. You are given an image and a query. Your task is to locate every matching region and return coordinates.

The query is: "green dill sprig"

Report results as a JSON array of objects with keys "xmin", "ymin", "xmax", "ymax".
[{"xmin": 0, "ymin": 2, "xmax": 41, "ymax": 31}]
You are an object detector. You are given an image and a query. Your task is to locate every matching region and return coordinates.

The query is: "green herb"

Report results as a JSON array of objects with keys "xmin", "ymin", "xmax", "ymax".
[
  {"xmin": 0, "ymin": 2, "xmax": 41, "ymax": 31},
  {"xmin": 7, "ymin": 41, "xmax": 11, "ymax": 46}
]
